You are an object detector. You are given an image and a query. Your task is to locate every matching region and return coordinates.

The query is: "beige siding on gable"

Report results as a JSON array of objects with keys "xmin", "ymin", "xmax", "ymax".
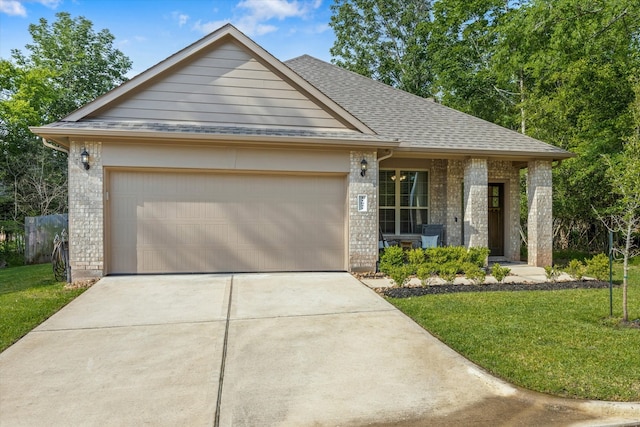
[{"xmin": 92, "ymin": 42, "xmax": 350, "ymax": 130}]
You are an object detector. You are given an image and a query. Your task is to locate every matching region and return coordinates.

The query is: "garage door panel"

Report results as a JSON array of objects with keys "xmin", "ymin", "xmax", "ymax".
[{"xmin": 108, "ymin": 171, "xmax": 346, "ymax": 274}]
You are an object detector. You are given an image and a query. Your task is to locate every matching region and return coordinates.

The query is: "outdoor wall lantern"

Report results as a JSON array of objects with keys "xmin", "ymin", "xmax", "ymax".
[
  {"xmin": 81, "ymin": 148, "xmax": 90, "ymax": 170},
  {"xmin": 360, "ymin": 158, "xmax": 368, "ymax": 177}
]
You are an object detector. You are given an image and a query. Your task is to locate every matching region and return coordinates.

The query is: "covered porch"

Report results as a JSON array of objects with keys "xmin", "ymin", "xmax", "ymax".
[{"xmin": 377, "ymin": 155, "xmax": 553, "ymax": 267}]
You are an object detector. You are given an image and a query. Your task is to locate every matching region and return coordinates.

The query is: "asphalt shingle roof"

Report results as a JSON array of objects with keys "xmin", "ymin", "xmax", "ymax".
[{"xmin": 285, "ymin": 55, "xmax": 570, "ymax": 158}]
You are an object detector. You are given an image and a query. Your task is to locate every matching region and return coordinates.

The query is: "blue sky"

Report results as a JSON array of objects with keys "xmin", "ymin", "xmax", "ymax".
[{"xmin": 0, "ymin": 0, "xmax": 336, "ymax": 77}]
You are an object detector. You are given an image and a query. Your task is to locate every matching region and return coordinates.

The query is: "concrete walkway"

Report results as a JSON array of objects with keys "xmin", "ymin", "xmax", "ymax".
[{"xmin": 1, "ymin": 273, "xmax": 638, "ymax": 426}]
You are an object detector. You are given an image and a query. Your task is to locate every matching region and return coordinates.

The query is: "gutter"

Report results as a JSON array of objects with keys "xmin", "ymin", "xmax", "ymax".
[{"xmin": 41, "ymin": 138, "xmax": 69, "ymax": 154}]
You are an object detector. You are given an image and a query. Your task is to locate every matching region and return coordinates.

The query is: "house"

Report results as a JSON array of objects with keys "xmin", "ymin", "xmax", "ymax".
[{"xmin": 31, "ymin": 24, "xmax": 572, "ymax": 281}]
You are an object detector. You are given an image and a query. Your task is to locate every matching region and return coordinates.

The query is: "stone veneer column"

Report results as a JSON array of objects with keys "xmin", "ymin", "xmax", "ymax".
[
  {"xmin": 527, "ymin": 160, "xmax": 553, "ymax": 267},
  {"xmin": 68, "ymin": 141, "xmax": 104, "ymax": 281},
  {"xmin": 446, "ymin": 160, "xmax": 464, "ymax": 246},
  {"xmin": 348, "ymin": 151, "xmax": 378, "ymax": 272},
  {"xmin": 463, "ymin": 158, "xmax": 488, "ymax": 248}
]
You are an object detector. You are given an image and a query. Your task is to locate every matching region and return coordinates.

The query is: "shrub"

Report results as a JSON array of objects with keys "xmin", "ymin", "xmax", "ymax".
[
  {"xmin": 439, "ymin": 262, "xmax": 458, "ymax": 284},
  {"xmin": 467, "ymin": 247, "xmax": 490, "ymax": 267},
  {"xmin": 379, "ymin": 246, "xmax": 404, "ymax": 274},
  {"xmin": 387, "ymin": 265, "xmax": 413, "ymax": 287},
  {"xmin": 565, "ymin": 259, "xmax": 586, "ymax": 280},
  {"xmin": 417, "ymin": 263, "xmax": 438, "ymax": 286},
  {"xmin": 491, "ymin": 263, "xmax": 511, "ymax": 283},
  {"xmin": 463, "ymin": 263, "xmax": 486, "ymax": 284},
  {"xmin": 425, "ymin": 246, "xmax": 468, "ymax": 266},
  {"xmin": 544, "ymin": 265, "xmax": 559, "ymax": 282},
  {"xmin": 407, "ymin": 248, "xmax": 425, "ymax": 270},
  {"xmin": 586, "ymin": 253, "xmax": 609, "ymax": 281}
]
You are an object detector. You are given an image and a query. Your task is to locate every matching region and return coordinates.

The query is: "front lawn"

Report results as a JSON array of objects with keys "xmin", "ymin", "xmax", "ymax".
[
  {"xmin": 0, "ymin": 264, "xmax": 87, "ymax": 352},
  {"xmin": 388, "ymin": 263, "xmax": 640, "ymax": 401}
]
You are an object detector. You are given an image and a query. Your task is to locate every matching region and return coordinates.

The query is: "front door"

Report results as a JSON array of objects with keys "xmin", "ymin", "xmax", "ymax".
[{"xmin": 488, "ymin": 183, "xmax": 504, "ymax": 256}]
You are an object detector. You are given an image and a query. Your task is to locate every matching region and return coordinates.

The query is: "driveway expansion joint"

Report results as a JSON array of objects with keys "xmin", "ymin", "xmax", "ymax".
[{"xmin": 214, "ymin": 274, "xmax": 234, "ymax": 427}]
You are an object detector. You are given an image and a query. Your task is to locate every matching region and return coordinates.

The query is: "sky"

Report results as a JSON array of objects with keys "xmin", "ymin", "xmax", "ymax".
[{"xmin": 0, "ymin": 0, "xmax": 337, "ymax": 77}]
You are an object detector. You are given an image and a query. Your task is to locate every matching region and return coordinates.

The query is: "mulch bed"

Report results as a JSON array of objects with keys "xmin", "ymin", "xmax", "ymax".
[{"xmin": 382, "ymin": 280, "xmax": 616, "ymax": 298}]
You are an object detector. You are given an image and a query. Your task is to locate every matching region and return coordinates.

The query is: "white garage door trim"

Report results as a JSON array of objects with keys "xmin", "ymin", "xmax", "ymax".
[{"xmin": 106, "ymin": 169, "xmax": 347, "ymax": 274}]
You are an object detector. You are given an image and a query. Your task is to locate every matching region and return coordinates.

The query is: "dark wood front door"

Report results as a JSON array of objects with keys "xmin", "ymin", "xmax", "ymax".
[{"xmin": 488, "ymin": 183, "xmax": 504, "ymax": 256}]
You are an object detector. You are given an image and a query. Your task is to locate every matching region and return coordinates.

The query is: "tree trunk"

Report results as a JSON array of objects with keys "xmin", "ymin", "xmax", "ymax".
[
  {"xmin": 622, "ymin": 220, "xmax": 632, "ymax": 322},
  {"xmin": 520, "ymin": 70, "xmax": 526, "ymax": 135}
]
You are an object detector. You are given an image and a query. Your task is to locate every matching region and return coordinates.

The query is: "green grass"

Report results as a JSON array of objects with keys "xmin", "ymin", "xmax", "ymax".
[
  {"xmin": 388, "ymin": 263, "xmax": 640, "ymax": 401},
  {"xmin": 0, "ymin": 264, "xmax": 87, "ymax": 352}
]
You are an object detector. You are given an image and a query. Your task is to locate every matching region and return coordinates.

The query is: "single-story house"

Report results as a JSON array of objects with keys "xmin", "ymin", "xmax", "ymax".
[{"xmin": 32, "ymin": 24, "xmax": 572, "ymax": 281}]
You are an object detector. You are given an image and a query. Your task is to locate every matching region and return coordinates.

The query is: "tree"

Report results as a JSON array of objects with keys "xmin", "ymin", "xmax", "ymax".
[
  {"xmin": 330, "ymin": 0, "xmax": 435, "ymax": 98},
  {"xmin": 10, "ymin": 12, "xmax": 132, "ymax": 119},
  {"xmin": 330, "ymin": 0, "xmax": 640, "ymax": 253},
  {"xmin": 599, "ymin": 79, "xmax": 640, "ymax": 322},
  {"xmin": 0, "ymin": 12, "xmax": 131, "ymax": 223}
]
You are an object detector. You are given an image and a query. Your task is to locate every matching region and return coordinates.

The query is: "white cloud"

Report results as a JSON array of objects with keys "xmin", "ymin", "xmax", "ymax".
[
  {"xmin": 0, "ymin": 0, "xmax": 60, "ymax": 16},
  {"xmin": 236, "ymin": 0, "xmax": 306, "ymax": 21},
  {"xmin": 193, "ymin": 0, "xmax": 322, "ymax": 37},
  {"xmin": 193, "ymin": 18, "xmax": 231, "ymax": 35},
  {"xmin": 0, "ymin": 0, "xmax": 27, "ymax": 16},
  {"xmin": 171, "ymin": 11, "xmax": 189, "ymax": 27}
]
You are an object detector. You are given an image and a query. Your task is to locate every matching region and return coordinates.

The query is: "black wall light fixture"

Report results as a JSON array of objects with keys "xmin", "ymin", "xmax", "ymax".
[
  {"xmin": 81, "ymin": 148, "xmax": 90, "ymax": 170},
  {"xmin": 360, "ymin": 158, "xmax": 368, "ymax": 177}
]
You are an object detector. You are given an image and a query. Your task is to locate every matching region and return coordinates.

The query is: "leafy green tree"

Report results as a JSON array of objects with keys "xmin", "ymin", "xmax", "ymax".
[
  {"xmin": 330, "ymin": 0, "xmax": 435, "ymax": 98},
  {"xmin": 330, "ymin": 0, "xmax": 640, "ymax": 253},
  {"xmin": 598, "ymin": 79, "xmax": 640, "ymax": 322},
  {"xmin": 500, "ymin": 1, "xmax": 640, "ymax": 250},
  {"xmin": 10, "ymin": 12, "xmax": 132, "ymax": 119},
  {"xmin": 0, "ymin": 12, "xmax": 131, "ymax": 223}
]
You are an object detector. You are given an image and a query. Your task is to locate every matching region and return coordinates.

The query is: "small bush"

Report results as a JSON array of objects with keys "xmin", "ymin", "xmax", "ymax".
[
  {"xmin": 388, "ymin": 265, "xmax": 413, "ymax": 287},
  {"xmin": 439, "ymin": 262, "xmax": 458, "ymax": 284},
  {"xmin": 544, "ymin": 265, "xmax": 559, "ymax": 282},
  {"xmin": 491, "ymin": 263, "xmax": 511, "ymax": 283},
  {"xmin": 407, "ymin": 248, "xmax": 425, "ymax": 270},
  {"xmin": 586, "ymin": 253, "xmax": 609, "ymax": 281},
  {"xmin": 565, "ymin": 259, "xmax": 586, "ymax": 280},
  {"xmin": 379, "ymin": 246, "xmax": 404, "ymax": 274},
  {"xmin": 467, "ymin": 247, "xmax": 490, "ymax": 267},
  {"xmin": 463, "ymin": 263, "xmax": 486, "ymax": 284},
  {"xmin": 425, "ymin": 246, "xmax": 470, "ymax": 266},
  {"xmin": 417, "ymin": 263, "xmax": 438, "ymax": 286}
]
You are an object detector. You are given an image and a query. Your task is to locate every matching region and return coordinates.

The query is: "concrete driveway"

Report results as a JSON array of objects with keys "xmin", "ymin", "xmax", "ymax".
[{"xmin": 1, "ymin": 273, "xmax": 639, "ymax": 426}]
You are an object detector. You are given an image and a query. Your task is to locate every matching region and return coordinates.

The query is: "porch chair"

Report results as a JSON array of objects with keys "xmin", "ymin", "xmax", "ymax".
[
  {"xmin": 421, "ymin": 224, "xmax": 444, "ymax": 248},
  {"xmin": 378, "ymin": 226, "xmax": 390, "ymax": 250}
]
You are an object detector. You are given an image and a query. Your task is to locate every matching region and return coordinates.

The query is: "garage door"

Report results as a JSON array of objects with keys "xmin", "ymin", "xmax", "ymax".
[{"xmin": 108, "ymin": 170, "xmax": 346, "ymax": 274}]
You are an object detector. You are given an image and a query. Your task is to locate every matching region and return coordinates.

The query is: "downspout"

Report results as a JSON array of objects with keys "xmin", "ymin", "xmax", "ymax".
[
  {"xmin": 42, "ymin": 138, "xmax": 69, "ymax": 155},
  {"xmin": 377, "ymin": 149, "xmax": 393, "ymax": 164},
  {"xmin": 376, "ymin": 150, "xmax": 394, "ymax": 257}
]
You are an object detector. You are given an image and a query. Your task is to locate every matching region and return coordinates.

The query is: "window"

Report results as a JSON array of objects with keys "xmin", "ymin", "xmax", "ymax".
[{"xmin": 379, "ymin": 170, "xmax": 428, "ymax": 234}]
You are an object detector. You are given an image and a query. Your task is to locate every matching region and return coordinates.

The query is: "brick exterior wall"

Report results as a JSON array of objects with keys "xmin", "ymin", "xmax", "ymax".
[
  {"xmin": 429, "ymin": 160, "xmax": 447, "ymax": 228},
  {"xmin": 463, "ymin": 158, "xmax": 488, "ymax": 248},
  {"xmin": 68, "ymin": 141, "xmax": 104, "ymax": 281},
  {"xmin": 527, "ymin": 160, "xmax": 553, "ymax": 267},
  {"xmin": 488, "ymin": 161, "xmax": 521, "ymax": 261},
  {"xmin": 348, "ymin": 150, "xmax": 378, "ymax": 272}
]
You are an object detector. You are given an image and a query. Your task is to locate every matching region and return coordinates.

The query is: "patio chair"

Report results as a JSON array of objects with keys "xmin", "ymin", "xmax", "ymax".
[{"xmin": 421, "ymin": 224, "xmax": 444, "ymax": 248}]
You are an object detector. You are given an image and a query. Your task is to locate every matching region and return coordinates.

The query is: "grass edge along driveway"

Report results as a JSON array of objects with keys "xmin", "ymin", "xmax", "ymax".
[
  {"xmin": 0, "ymin": 264, "xmax": 87, "ymax": 352},
  {"xmin": 389, "ymin": 280, "xmax": 640, "ymax": 402}
]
